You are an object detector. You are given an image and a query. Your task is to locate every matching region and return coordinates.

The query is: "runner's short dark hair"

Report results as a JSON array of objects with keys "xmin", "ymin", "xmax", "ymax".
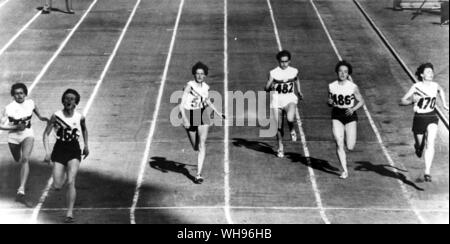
[
  {"xmin": 276, "ymin": 50, "xmax": 291, "ymax": 61},
  {"xmin": 335, "ymin": 60, "xmax": 353, "ymax": 75},
  {"xmin": 11, "ymin": 83, "xmax": 28, "ymax": 96},
  {"xmin": 415, "ymin": 63, "xmax": 434, "ymax": 81},
  {"xmin": 62, "ymin": 89, "xmax": 81, "ymax": 105},
  {"xmin": 192, "ymin": 62, "xmax": 209, "ymax": 76}
]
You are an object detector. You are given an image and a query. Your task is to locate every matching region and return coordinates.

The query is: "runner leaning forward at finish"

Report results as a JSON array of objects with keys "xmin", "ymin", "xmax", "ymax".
[
  {"xmin": 1, "ymin": 83, "xmax": 49, "ymax": 205},
  {"xmin": 180, "ymin": 62, "xmax": 224, "ymax": 184},
  {"xmin": 328, "ymin": 60, "xmax": 364, "ymax": 179},
  {"xmin": 265, "ymin": 50, "xmax": 304, "ymax": 158},
  {"xmin": 400, "ymin": 63, "xmax": 448, "ymax": 182}
]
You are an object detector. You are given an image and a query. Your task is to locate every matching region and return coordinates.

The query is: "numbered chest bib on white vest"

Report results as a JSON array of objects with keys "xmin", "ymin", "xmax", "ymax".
[
  {"xmin": 54, "ymin": 110, "xmax": 82, "ymax": 143},
  {"xmin": 329, "ymin": 80, "xmax": 357, "ymax": 109},
  {"xmin": 183, "ymin": 80, "xmax": 210, "ymax": 110},
  {"xmin": 413, "ymin": 82, "xmax": 438, "ymax": 114},
  {"xmin": 5, "ymin": 99, "xmax": 35, "ymax": 129},
  {"xmin": 270, "ymin": 66, "xmax": 298, "ymax": 96}
]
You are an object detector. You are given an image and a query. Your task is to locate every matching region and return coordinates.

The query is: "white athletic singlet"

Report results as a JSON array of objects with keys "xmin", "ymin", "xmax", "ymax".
[
  {"xmin": 412, "ymin": 82, "xmax": 439, "ymax": 114},
  {"xmin": 328, "ymin": 80, "xmax": 357, "ymax": 109},
  {"xmin": 269, "ymin": 66, "xmax": 299, "ymax": 109},
  {"xmin": 4, "ymin": 100, "xmax": 35, "ymax": 128},
  {"xmin": 53, "ymin": 110, "xmax": 82, "ymax": 143},
  {"xmin": 182, "ymin": 80, "xmax": 210, "ymax": 110},
  {"xmin": 4, "ymin": 100, "xmax": 35, "ymax": 143},
  {"xmin": 270, "ymin": 66, "xmax": 298, "ymax": 96}
]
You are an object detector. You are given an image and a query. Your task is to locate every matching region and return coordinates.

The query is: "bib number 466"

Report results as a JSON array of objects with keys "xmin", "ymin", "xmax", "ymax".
[{"xmin": 57, "ymin": 127, "xmax": 79, "ymax": 142}]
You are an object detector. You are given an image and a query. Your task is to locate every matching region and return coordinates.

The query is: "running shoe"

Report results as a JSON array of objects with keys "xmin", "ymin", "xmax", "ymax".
[
  {"xmin": 339, "ymin": 171, "xmax": 348, "ymax": 179},
  {"xmin": 414, "ymin": 144, "xmax": 423, "ymax": 158},
  {"xmin": 194, "ymin": 175, "xmax": 204, "ymax": 184},
  {"xmin": 290, "ymin": 131, "xmax": 297, "ymax": 142},
  {"xmin": 277, "ymin": 149, "xmax": 284, "ymax": 158},
  {"xmin": 15, "ymin": 192, "xmax": 25, "ymax": 203},
  {"xmin": 64, "ymin": 216, "xmax": 75, "ymax": 223},
  {"xmin": 15, "ymin": 192, "xmax": 31, "ymax": 207},
  {"xmin": 42, "ymin": 5, "xmax": 50, "ymax": 14}
]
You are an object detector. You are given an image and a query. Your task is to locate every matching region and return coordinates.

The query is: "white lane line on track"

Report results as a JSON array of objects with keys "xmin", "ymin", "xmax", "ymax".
[
  {"xmin": 129, "ymin": 0, "xmax": 185, "ymax": 225},
  {"xmin": 266, "ymin": 0, "xmax": 330, "ymax": 224},
  {"xmin": 0, "ymin": 0, "xmax": 11, "ymax": 9},
  {"xmin": 309, "ymin": 0, "xmax": 426, "ymax": 224},
  {"xmin": 231, "ymin": 206, "xmax": 449, "ymax": 213},
  {"xmin": 223, "ymin": 0, "xmax": 233, "ymax": 225},
  {"xmin": 27, "ymin": 0, "xmax": 97, "ymax": 93},
  {"xmin": 4, "ymin": 206, "xmax": 448, "ymax": 213},
  {"xmin": 30, "ymin": 0, "xmax": 141, "ymax": 224},
  {"xmin": 0, "ymin": 6, "xmax": 37, "ymax": 138},
  {"xmin": 0, "ymin": 12, "xmax": 41, "ymax": 57}
]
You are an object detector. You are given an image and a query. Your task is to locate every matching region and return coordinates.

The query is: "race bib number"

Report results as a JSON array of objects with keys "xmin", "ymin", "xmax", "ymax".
[
  {"xmin": 330, "ymin": 93, "xmax": 355, "ymax": 106},
  {"xmin": 56, "ymin": 127, "xmax": 79, "ymax": 142},
  {"xmin": 274, "ymin": 82, "xmax": 294, "ymax": 94},
  {"xmin": 9, "ymin": 116, "xmax": 31, "ymax": 128},
  {"xmin": 190, "ymin": 96, "xmax": 205, "ymax": 109},
  {"xmin": 417, "ymin": 97, "xmax": 436, "ymax": 110}
]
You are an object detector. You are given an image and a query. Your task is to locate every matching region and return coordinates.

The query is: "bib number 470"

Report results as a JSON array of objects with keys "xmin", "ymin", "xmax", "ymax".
[{"xmin": 417, "ymin": 97, "xmax": 436, "ymax": 110}]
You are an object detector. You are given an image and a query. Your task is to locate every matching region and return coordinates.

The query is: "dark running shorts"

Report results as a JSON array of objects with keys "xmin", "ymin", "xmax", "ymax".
[
  {"xmin": 51, "ymin": 141, "xmax": 82, "ymax": 166},
  {"xmin": 412, "ymin": 111, "xmax": 439, "ymax": 134},
  {"xmin": 183, "ymin": 108, "xmax": 212, "ymax": 131},
  {"xmin": 331, "ymin": 107, "xmax": 358, "ymax": 125}
]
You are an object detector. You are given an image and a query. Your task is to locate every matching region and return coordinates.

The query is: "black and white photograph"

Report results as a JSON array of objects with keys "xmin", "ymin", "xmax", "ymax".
[{"xmin": 0, "ymin": 0, "xmax": 448, "ymax": 227}]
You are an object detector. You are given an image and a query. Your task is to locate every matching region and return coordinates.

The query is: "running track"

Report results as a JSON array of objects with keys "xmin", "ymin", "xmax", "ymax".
[{"xmin": 0, "ymin": 0, "xmax": 448, "ymax": 224}]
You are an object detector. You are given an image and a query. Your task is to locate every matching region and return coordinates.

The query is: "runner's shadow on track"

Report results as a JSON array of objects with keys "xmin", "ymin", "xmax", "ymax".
[
  {"xmin": 149, "ymin": 157, "xmax": 197, "ymax": 183},
  {"xmin": 285, "ymin": 153, "xmax": 340, "ymax": 176},
  {"xmin": 232, "ymin": 138, "xmax": 276, "ymax": 156},
  {"xmin": 0, "ymin": 160, "xmax": 179, "ymax": 223},
  {"xmin": 386, "ymin": 7, "xmax": 440, "ymax": 14},
  {"xmin": 232, "ymin": 138, "xmax": 340, "ymax": 175},
  {"xmin": 354, "ymin": 161, "xmax": 424, "ymax": 191}
]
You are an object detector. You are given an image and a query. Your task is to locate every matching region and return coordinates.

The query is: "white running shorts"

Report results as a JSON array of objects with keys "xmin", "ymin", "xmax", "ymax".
[
  {"xmin": 270, "ymin": 93, "xmax": 298, "ymax": 109},
  {"xmin": 8, "ymin": 128, "xmax": 34, "ymax": 144}
]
